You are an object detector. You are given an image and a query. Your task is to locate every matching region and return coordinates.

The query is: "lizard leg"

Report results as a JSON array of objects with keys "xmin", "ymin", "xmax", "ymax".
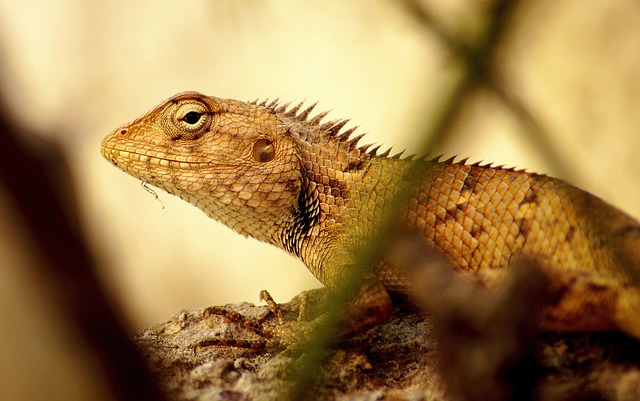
[
  {"xmin": 196, "ymin": 281, "xmax": 394, "ymax": 353},
  {"xmin": 259, "ymin": 289, "xmax": 285, "ymax": 324},
  {"xmin": 539, "ymin": 269, "xmax": 640, "ymax": 338},
  {"xmin": 195, "ymin": 305, "xmax": 281, "ymax": 352},
  {"xmin": 194, "ymin": 336, "xmax": 273, "ymax": 353},
  {"xmin": 196, "ymin": 290, "xmax": 328, "ymax": 352},
  {"xmin": 336, "ymin": 278, "xmax": 394, "ymax": 337}
]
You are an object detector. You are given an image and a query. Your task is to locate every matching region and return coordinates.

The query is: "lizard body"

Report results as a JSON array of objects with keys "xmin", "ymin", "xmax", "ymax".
[{"xmin": 101, "ymin": 92, "xmax": 640, "ymax": 337}]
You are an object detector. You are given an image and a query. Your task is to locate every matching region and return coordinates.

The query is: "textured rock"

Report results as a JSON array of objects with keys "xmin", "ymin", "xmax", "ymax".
[{"xmin": 135, "ymin": 288, "xmax": 640, "ymax": 401}]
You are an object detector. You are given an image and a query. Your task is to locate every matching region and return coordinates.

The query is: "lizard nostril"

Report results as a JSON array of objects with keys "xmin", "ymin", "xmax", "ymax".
[{"xmin": 120, "ymin": 129, "xmax": 128, "ymax": 135}]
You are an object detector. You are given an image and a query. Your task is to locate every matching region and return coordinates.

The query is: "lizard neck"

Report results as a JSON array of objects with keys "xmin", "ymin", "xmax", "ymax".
[{"xmin": 286, "ymin": 144, "xmax": 411, "ymax": 287}]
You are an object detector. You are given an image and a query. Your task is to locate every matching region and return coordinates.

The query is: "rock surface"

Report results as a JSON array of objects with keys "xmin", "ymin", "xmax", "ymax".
[{"xmin": 135, "ymin": 289, "xmax": 640, "ymax": 401}]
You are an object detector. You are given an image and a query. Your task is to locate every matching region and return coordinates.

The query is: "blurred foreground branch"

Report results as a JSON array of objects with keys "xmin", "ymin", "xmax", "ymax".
[
  {"xmin": 0, "ymin": 92, "xmax": 167, "ymax": 401},
  {"xmin": 401, "ymin": 0, "xmax": 577, "ymax": 180}
]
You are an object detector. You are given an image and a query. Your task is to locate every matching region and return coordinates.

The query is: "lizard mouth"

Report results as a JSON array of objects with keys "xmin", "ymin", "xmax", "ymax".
[{"xmin": 100, "ymin": 141, "xmax": 213, "ymax": 170}]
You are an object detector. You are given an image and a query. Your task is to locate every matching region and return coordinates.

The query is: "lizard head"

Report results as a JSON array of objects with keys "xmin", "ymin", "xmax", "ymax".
[{"xmin": 100, "ymin": 91, "xmax": 309, "ymax": 247}]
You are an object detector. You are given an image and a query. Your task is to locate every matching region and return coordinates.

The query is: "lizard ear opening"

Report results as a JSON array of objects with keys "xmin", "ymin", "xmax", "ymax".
[{"xmin": 252, "ymin": 138, "xmax": 275, "ymax": 162}]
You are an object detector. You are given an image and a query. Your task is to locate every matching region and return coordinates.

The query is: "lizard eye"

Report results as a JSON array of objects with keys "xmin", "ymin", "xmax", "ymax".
[
  {"xmin": 173, "ymin": 101, "xmax": 212, "ymax": 138},
  {"xmin": 252, "ymin": 138, "xmax": 275, "ymax": 162}
]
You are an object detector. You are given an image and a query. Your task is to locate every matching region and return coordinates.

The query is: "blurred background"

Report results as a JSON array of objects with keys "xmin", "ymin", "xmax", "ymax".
[{"xmin": 0, "ymin": 0, "xmax": 639, "ymax": 400}]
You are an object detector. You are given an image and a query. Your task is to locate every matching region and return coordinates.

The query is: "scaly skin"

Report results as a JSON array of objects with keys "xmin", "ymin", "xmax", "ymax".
[{"xmin": 101, "ymin": 92, "xmax": 640, "ymax": 337}]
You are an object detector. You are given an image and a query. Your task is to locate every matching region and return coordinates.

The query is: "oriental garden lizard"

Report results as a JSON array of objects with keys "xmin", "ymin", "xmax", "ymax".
[{"xmin": 101, "ymin": 92, "xmax": 640, "ymax": 339}]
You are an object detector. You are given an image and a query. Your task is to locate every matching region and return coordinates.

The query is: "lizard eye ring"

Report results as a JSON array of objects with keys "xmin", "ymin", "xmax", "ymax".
[
  {"xmin": 252, "ymin": 138, "xmax": 275, "ymax": 163},
  {"xmin": 171, "ymin": 100, "xmax": 212, "ymax": 139}
]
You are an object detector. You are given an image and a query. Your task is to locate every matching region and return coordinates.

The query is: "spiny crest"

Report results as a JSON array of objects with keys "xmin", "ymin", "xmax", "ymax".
[
  {"xmin": 250, "ymin": 98, "xmax": 401, "ymax": 158},
  {"xmin": 426, "ymin": 155, "xmax": 531, "ymax": 173},
  {"xmin": 249, "ymin": 99, "xmax": 533, "ymax": 172},
  {"xmin": 428, "ymin": 155, "xmax": 478, "ymax": 166}
]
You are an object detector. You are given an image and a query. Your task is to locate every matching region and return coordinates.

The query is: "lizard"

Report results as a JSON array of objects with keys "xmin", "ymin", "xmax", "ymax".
[{"xmin": 101, "ymin": 91, "xmax": 640, "ymax": 339}]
